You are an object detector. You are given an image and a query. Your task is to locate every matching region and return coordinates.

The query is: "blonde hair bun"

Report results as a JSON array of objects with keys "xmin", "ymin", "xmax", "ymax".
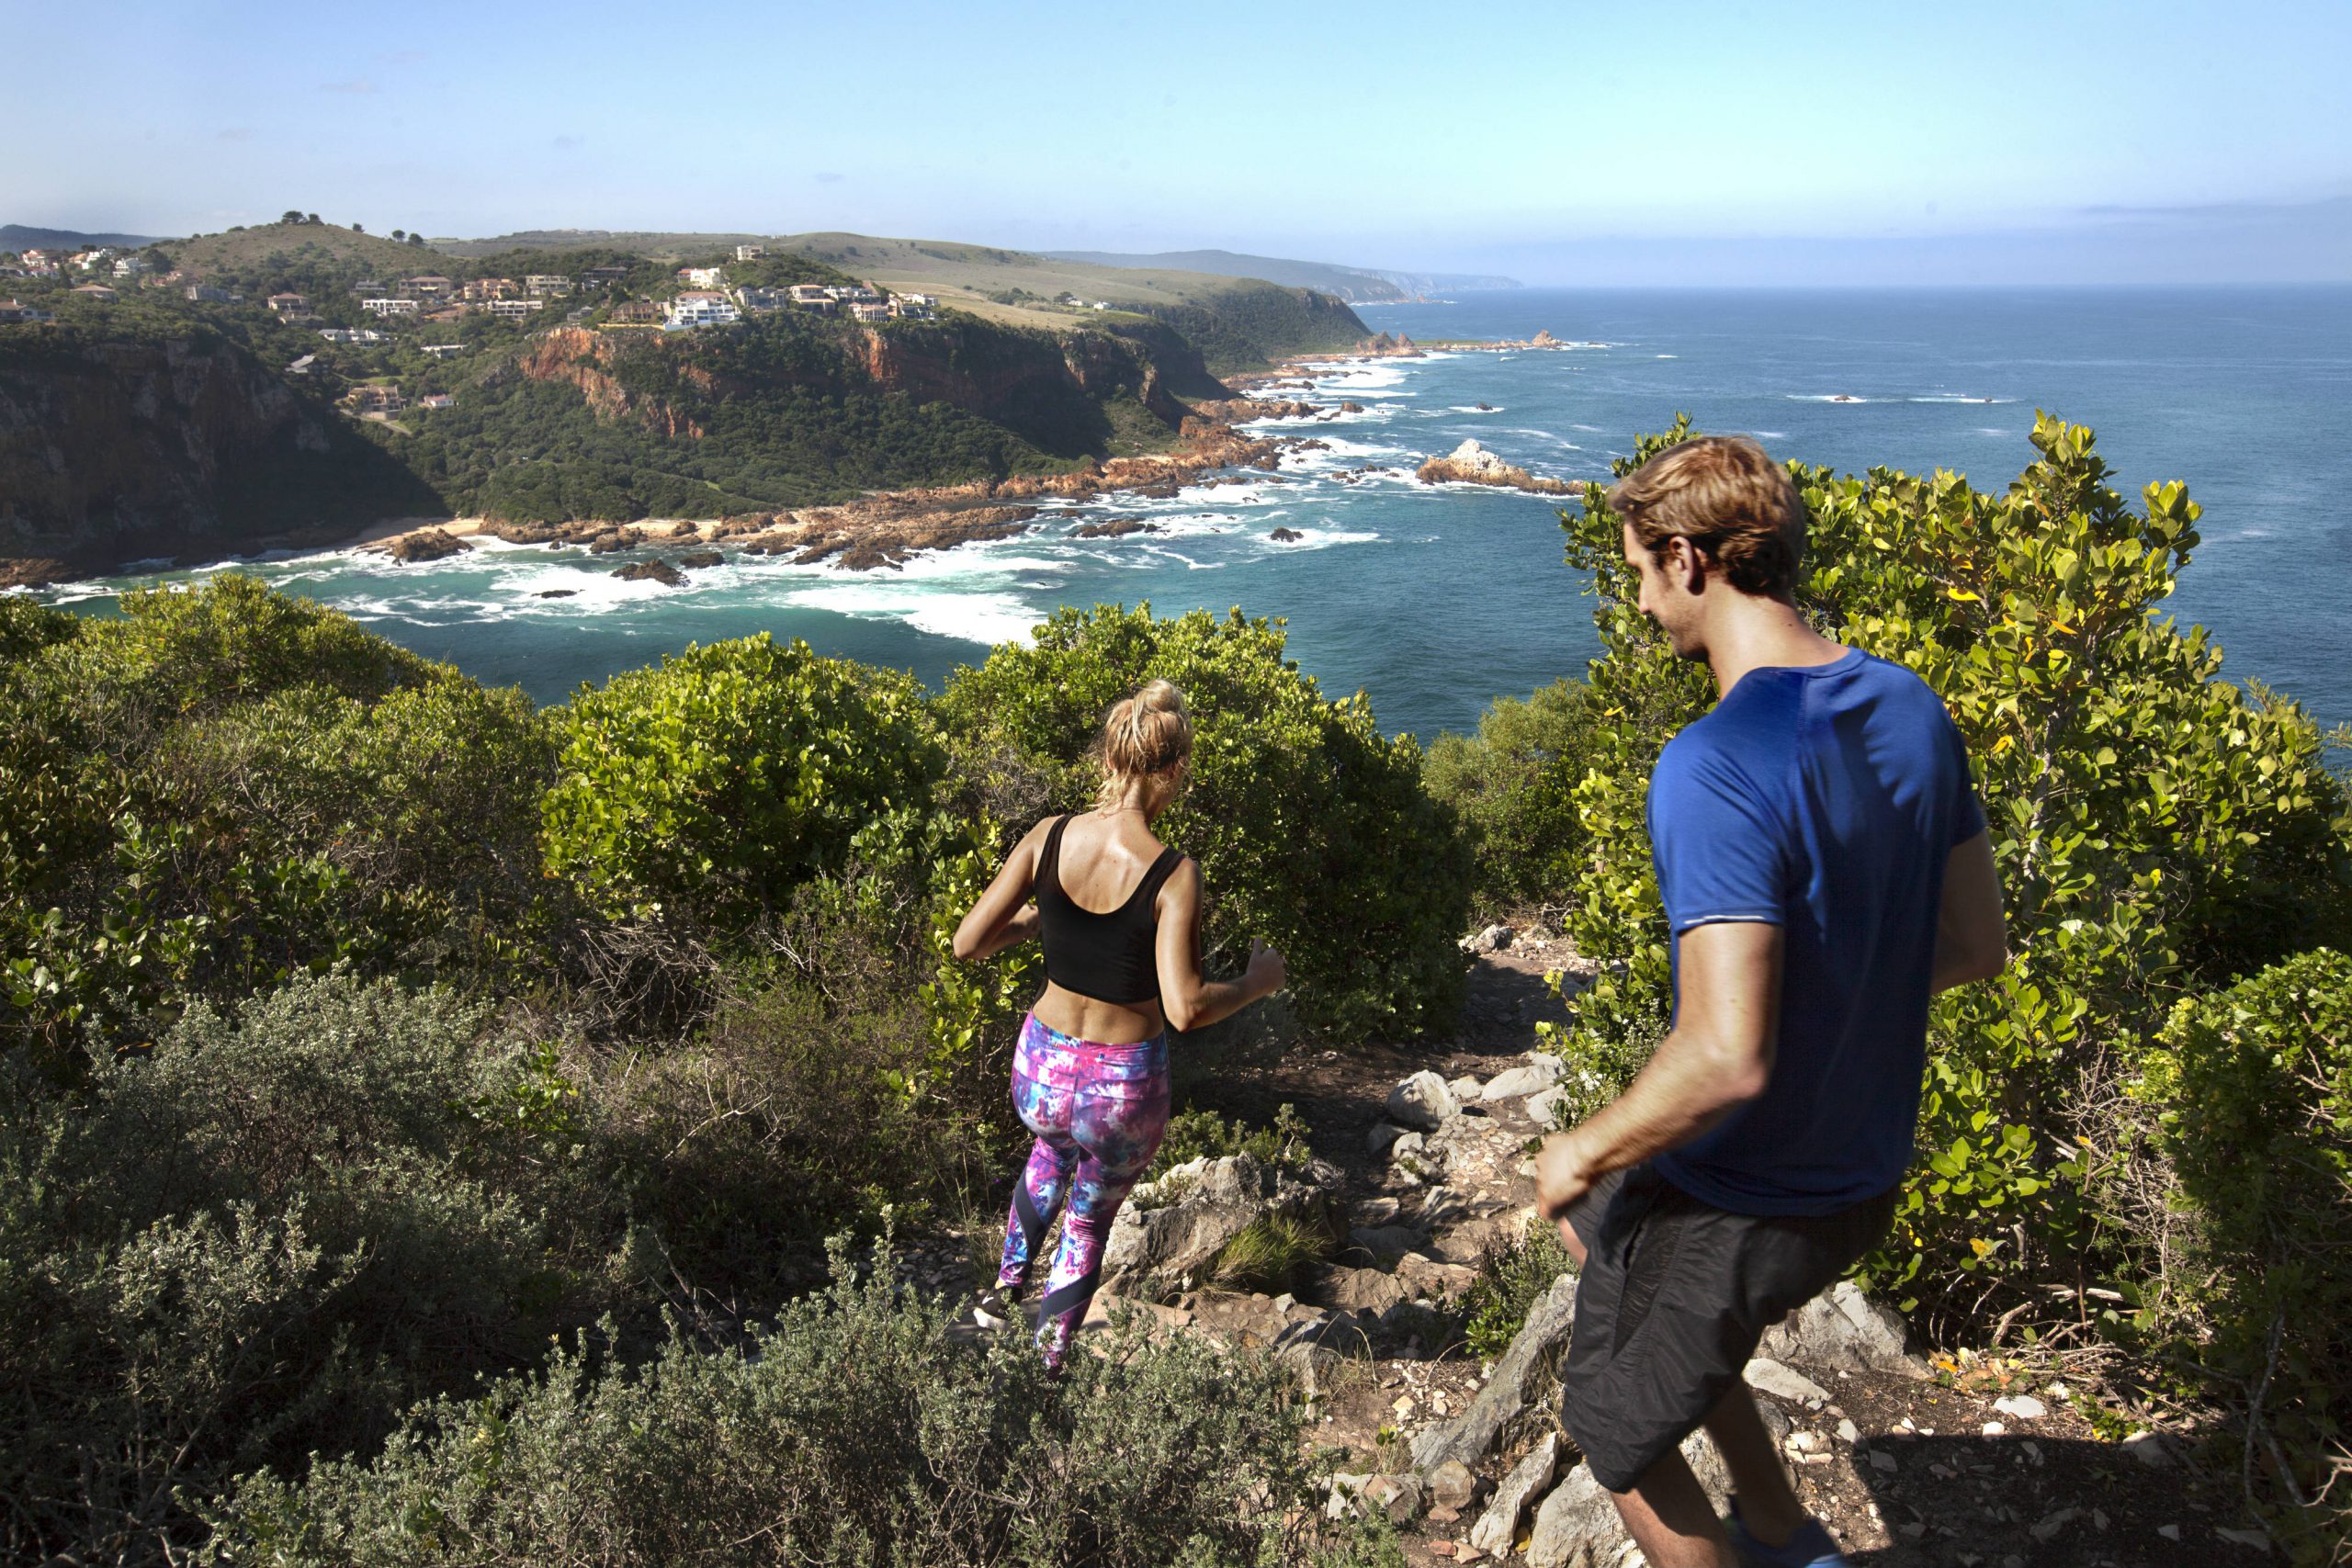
[{"xmin": 1096, "ymin": 679, "xmax": 1193, "ymax": 809}]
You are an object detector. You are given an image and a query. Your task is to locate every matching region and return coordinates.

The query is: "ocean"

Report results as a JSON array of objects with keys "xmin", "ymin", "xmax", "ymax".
[{"xmin": 36, "ymin": 286, "xmax": 2352, "ymax": 738}]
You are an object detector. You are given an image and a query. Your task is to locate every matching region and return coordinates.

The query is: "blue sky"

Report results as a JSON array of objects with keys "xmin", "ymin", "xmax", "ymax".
[{"xmin": 14, "ymin": 0, "xmax": 2348, "ymax": 284}]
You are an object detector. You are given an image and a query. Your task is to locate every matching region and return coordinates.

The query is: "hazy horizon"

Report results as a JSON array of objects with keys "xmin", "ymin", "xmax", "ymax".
[{"xmin": 13, "ymin": 0, "xmax": 2348, "ymax": 288}]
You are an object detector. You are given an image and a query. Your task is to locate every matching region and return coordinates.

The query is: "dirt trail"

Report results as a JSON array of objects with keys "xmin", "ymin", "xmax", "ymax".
[{"xmin": 904, "ymin": 931, "xmax": 2256, "ymax": 1566}]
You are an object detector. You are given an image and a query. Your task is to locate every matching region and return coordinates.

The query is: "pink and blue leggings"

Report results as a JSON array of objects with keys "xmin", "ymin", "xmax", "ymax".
[{"xmin": 998, "ymin": 1012, "xmax": 1171, "ymax": 1365}]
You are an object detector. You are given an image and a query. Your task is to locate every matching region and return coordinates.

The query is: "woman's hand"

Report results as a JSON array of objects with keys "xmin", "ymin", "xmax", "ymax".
[{"xmin": 1246, "ymin": 939, "xmax": 1288, "ymax": 998}]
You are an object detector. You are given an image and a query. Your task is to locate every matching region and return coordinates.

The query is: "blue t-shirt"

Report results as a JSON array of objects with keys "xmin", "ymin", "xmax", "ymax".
[{"xmin": 1647, "ymin": 648, "xmax": 1985, "ymax": 1216}]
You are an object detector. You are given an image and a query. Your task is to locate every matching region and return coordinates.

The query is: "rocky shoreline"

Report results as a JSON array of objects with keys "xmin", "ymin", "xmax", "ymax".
[{"xmin": 33, "ymin": 337, "xmax": 1589, "ymax": 590}]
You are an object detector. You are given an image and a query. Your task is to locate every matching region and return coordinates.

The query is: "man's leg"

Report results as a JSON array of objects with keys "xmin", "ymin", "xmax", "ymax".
[
  {"xmin": 1606, "ymin": 1447, "xmax": 1738, "ymax": 1568},
  {"xmin": 1703, "ymin": 1382, "xmax": 1805, "ymax": 1548}
]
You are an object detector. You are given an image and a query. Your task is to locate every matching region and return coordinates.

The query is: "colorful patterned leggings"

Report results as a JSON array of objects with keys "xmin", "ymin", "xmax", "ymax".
[{"xmin": 998, "ymin": 1012, "xmax": 1171, "ymax": 1365}]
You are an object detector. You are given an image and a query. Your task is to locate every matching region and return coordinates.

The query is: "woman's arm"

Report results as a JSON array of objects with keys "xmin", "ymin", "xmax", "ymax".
[
  {"xmin": 951, "ymin": 820, "xmax": 1049, "ymax": 963},
  {"xmin": 1152, "ymin": 860, "xmax": 1285, "ymax": 1032}
]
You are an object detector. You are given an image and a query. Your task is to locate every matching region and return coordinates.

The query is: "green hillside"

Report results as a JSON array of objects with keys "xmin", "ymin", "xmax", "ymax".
[{"xmin": 165, "ymin": 220, "xmax": 448, "ymax": 277}]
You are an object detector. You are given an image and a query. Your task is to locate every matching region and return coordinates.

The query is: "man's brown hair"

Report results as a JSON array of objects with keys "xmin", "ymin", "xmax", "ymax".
[{"xmin": 1607, "ymin": 435, "xmax": 1806, "ymax": 599}]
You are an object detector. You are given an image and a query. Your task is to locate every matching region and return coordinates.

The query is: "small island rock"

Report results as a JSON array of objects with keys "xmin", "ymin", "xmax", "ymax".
[
  {"xmin": 611, "ymin": 559, "xmax": 687, "ymax": 587},
  {"xmin": 1417, "ymin": 439, "xmax": 1571, "ymax": 495}
]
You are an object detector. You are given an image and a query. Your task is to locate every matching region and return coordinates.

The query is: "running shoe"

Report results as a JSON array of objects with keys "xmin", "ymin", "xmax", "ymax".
[
  {"xmin": 1725, "ymin": 1496, "xmax": 1849, "ymax": 1568},
  {"xmin": 971, "ymin": 1281, "xmax": 1023, "ymax": 1330}
]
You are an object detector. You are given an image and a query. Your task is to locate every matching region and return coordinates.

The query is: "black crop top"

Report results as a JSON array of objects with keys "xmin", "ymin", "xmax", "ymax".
[{"xmin": 1035, "ymin": 815, "xmax": 1184, "ymax": 1007}]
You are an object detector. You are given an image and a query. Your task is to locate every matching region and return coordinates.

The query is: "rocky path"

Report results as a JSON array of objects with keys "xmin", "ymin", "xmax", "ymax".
[{"xmin": 906, "ymin": 926, "xmax": 2265, "ymax": 1566}]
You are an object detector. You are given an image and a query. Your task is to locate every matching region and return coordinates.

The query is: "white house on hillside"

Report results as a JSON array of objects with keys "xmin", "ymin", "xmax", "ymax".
[{"xmin": 664, "ymin": 291, "xmax": 741, "ymax": 329}]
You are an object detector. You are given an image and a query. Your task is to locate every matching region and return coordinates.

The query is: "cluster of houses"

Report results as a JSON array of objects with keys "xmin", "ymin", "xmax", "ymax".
[
  {"xmin": 651, "ymin": 276, "xmax": 937, "ymax": 332},
  {"xmin": 339, "ymin": 267, "xmax": 626, "ymax": 325},
  {"xmin": 641, "ymin": 246, "xmax": 935, "ymax": 331},
  {"xmin": 6, "ymin": 245, "xmax": 150, "ymax": 279}
]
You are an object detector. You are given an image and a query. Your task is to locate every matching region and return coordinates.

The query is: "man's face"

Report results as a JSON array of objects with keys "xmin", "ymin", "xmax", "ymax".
[{"xmin": 1622, "ymin": 522, "xmax": 1708, "ymax": 660}]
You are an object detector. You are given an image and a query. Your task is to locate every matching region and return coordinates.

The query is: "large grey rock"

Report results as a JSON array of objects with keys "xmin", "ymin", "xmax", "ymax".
[
  {"xmin": 1743, "ymin": 1356, "xmax": 1831, "ymax": 1404},
  {"xmin": 1482, "ymin": 1058, "xmax": 1566, "ymax": 1101},
  {"xmin": 1410, "ymin": 1269, "xmax": 1578, "ymax": 1472},
  {"xmin": 1367, "ymin": 1122, "xmax": 1410, "ymax": 1156},
  {"xmin": 1317, "ymin": 1265, "xmax": 1408, "ymax": 1314},
  {"xmin": 1468, "ymin": 1432, "xmax": 1560, "ymax": 1556},
  {"xmin": 1524, "ymin": 1085, "xmax": 1567, "ymax": 1128},
  {"xmin": 1396, "ymin": 1251, "xmax": 1478, "ymax": 1299},
  {"xmin": 1528, "ymin": 1427, "xmax": 1750, "ymax": 1568},
  {"xmin": 1349, "ymin": 1224, "xmax": 1429, "ymax": 1263},
  {"xmin": 1758, "ymin": 1280, "xmax": 1926, "ymax": 1378},
  {"xmin": 1461, "ymin": 922, "xmax": 1514, "ymax": 953},
  {"xmin": 1102, "ymin": 1152, "xmax": 1336, "ymax": 1292},
  {"xmin": 1428, "ymin": 1458, "xmax": 1480, "ymax": 1511},
  {"xmin": 1387, "ymin": 1070, "xmax": 1459, "ymax": 1130}
]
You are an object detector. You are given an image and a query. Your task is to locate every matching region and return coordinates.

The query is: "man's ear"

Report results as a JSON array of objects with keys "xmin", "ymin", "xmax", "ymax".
[{"xmin": 1668, "ymin": 536, "xmax": 1707, "ymax": 595}]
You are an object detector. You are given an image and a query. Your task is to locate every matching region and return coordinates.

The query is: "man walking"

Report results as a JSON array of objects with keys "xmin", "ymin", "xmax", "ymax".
[{"xmin": 1535, "ymin": 435, "xmax": 2008, "ymax": 1567}]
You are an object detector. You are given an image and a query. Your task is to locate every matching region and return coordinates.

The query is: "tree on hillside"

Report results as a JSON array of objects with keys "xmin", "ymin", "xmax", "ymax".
[
  {"xmin": 392, "ymin": 230, "xmax": 405, "ymax": 241},
  {"xmin": 407, "ymin": 232, "xmax": 426, "ymax": 247},
  {"xmin": 352, "ymin": 222, "xmax": 365, "ymax": 233},
  {"xmin": 280, "ymin": 209, "xmax": 303, "ymax": 225},
  {"xmin": 306, "ymin": 213, "xmax": 321, "ymax": 225}
]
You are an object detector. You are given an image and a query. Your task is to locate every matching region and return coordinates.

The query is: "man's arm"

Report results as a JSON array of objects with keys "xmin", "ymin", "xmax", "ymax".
[
  {"xmin": 1534, "ymin": 920, "xmax": 1781, "ymax": 1222},
  {"xmin": 1931, "ymin": 829, "xmax": 2007, "ymax": 993}
]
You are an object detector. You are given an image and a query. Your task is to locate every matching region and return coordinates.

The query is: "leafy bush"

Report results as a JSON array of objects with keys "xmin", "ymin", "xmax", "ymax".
[
  {"xmin": 542, "ymin": 634, "xmax": 945, "ymax": 934},
  {"xmin": 937, "ymin": 604, "xmax": 1471, "ymax": 1039},
  {"xmin": 1457, "ymin": 1217, "xmax": 1577, "ymax": 1360},
  {"xmin": 1549, "ymin": 414, "xmax": 2352, "ymax": 1333},
  {"xmin": 1424, "ymin": 677, "xmax": 1605, "ymax": 914},
  {"xmin": 1, "ymin": 578, "xmax": 555, "ymax": 1066},
  {"xmin": 212, "ymin": 1236, "xmax": 1402, "ymax": 1568},
  {"xmin": 1151, "ymin": 1101, "xmax": 1316, "ymax": 1179},
  {"xmin": 0, "ymin": 974, "xmax": 597, "ymax": 1567},
  {"xmin": 2126, "ymin": 950, "xmax": 2351, "ymax": 1557}
]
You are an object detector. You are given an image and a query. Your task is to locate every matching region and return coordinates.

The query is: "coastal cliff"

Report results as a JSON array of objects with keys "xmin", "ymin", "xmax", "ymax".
[{"xmin": 0, "ymin": 322, "xmax": 436, "ymax": 585}]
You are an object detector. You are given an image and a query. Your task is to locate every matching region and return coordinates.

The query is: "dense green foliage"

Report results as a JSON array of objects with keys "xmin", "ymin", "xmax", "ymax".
[
  {"xmin": 1424, "ymin": 678, "xmax": 1605, "ymax": 914},
  {"xmin": 0, "ymin": 976, "xmax": 594, "ymax": 1564},
  {"xmin": 1, "ymin": 576, "xmax": 553, "ymax": 1070},
  {"xmin": 0, "ymin": 576, "xmax": 1476, "ymax": 1560},
  {"xmin": 938, "ymin": 604, "xmax": 1472, "ymax": 1039},
  {"xmin": 542, "ymin": 636, "xmax": 944, "ymax": 931},
  {"xmin": 1529, "ymin": 413, "xmax": 2352, "ymax": 1551},
  {"xmin": 2125, "ymin": 951, "xmax": 2351, "ymax": 1552},
  {"xmin": 212, "ymin": 1238, "xmax": 1400, "ymax": 1568}
]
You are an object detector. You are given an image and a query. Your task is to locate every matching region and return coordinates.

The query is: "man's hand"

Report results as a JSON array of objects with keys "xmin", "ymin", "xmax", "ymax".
[{"xmin": 1534, "ymin": 1130, "xmax": 1597, "ymax": 1248}]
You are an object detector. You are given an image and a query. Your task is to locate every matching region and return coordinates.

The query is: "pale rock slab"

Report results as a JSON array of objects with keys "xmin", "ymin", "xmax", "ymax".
[
  {"xmin": 1387, "ymin": 1070, "xmax": 1460, "ymax": 1130},
  {"xmin": 1467, "ymin": 1432, "xmax": 1561, "ymax": 1556},
  {"xmin": 1743, "ymin": 1356, "xmax": 1832, "ymax": 1404},
  {"xmin": 1411, "ymin": 1270, "xmax": 1579, "ymax": 1472}
]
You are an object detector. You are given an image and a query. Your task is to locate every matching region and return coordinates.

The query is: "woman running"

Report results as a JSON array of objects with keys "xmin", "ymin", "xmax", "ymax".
[{"xmin": 951, "ymin": 679, "xmax": 1287, "ymax": 1368}]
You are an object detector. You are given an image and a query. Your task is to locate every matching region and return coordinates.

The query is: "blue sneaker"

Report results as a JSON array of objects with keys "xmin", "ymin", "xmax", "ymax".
[{"xmin": 1725, "ymin": 1495, "xmax": 1849, "ymax": 1567}]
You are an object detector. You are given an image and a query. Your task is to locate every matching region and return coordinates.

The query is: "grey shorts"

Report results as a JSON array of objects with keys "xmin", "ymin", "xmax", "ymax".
[{"xmin": 1557, "ymin": 1162, "xmax": 1895, "ymax": 1492}]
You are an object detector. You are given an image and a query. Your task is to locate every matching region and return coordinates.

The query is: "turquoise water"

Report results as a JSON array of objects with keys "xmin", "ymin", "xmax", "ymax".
[{"xmin": 40, "ymin": 286, "xmax": 2352, "ymax": 737}]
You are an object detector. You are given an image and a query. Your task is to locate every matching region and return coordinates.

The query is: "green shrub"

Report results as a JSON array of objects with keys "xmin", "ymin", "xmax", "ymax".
[
  {"xmin": 1212, "ymin": 1211, "xmax": 1337, "ymax": 1293},
  {"xmin": 0, "ymin": 974, "xmax": 597, "ymax": 1567},
  {"xmin": 937, "ymin": 604, "xmax": 1471, "ymax": 1039},
  {"xmin": 0, "ymin": 579, "xmax": 556, "ymax": 1067},
  {"xmin": 0, "ymin": 592, "xmax": 81, "ymax": 662},
  {"xmin": 1457, "ymin": 1217, "xmax": 1576, "ymax": 1361},
  {"xmin": 211, "ymin": 1236, "xmax": 1401, "ymax": 1568},
  {"xmin": 2127, "ymin": 950, "xmax": 2351, "ymax": 1558},
  {"xmin": 542, "ymin": 634, "xmax": 946, "ymax": 934},
  {"xmin": 1150, "ymin": 1101, "xmax": 1316, "ymax": 1179},
  {"xmin": 1548, "ymin": 414, "xmax": 2352, "ymax": 1331},
  {"xmin": 1424, "ymin": 678, "xmax": 1604, "ymax": 914}
]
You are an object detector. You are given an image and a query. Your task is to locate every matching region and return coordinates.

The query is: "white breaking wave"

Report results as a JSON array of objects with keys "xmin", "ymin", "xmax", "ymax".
[{"xmin": 786, "ymin": 580, "xmax": 1042, "ymax": 646}]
